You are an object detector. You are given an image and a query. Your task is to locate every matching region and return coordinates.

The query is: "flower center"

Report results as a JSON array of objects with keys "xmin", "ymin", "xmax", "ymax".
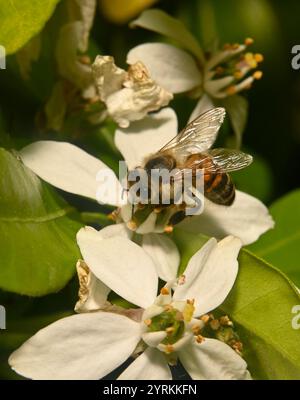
[{"xmin": 148, "ymin": 309, "xmax": 185, "ymax": 345}]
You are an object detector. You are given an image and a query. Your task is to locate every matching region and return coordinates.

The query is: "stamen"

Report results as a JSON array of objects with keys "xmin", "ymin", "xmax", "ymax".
[
  {"xmin": 164, "ymin": 225, "xmax": 174, "ymax": 233},
  {"xmin": 192, "ymin": 324, "xmax": 201, "ymax": 334},
  {"xmin": 165, "ymin": 344, "xmax": 174, "ymax": 354},
  {"xmin": 226, "ymin": 85, "xmax": 237, "ymax": 95},
  {"xmin": 254, "ymin": 53, "xmax": 264, "ymax": 63},
  {"xmin": 144, "ymin": 318, "xmax": 152, "ymax": 326},
  {"xmin": 253, "ymin": 70, "xmax": 263, "ymax": 80},
  {"xmin": 107, "ymin": 210, "xmax": 119, "ymax": 221},
  {"xmin": 196, "ymin": 335, "xmax": 205, "ymax": 344},
  {"xmin": 126, "ymin": 220, "xmax": 137, "ymax": 231},
  {"xmin": 232, "ymin": 340, "xmax": 243, "ymax": 354},
  {"xmin": 244, "ymin": 37, "xmax": 254, "ymax": 46},
  {"xmin": 234, "ymin": 70, "xmax": 243, "ymax": 80},
  {"xmin": 220, "ymin": 315, "xmax": 233, "ymax": 326},
  {"xmin": 178, "ymin": 275, "xmax": 186, "ymax": 285},
  {"xmin": 166, "ymin": 326, "xmax": 175, "ymax": 334},
  {"xmin": 200, "ymin": 314, "xmax": 210, "ymax": 324},
  {"xmin": 210, "ymin": 319, "xmax": 221, "ymax": 330},
  {"xmin": 160, "ymin": 287, "xmax": 170, "ymax": 296}
]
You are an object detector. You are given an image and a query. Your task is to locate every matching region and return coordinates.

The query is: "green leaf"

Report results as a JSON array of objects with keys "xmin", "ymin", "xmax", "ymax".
[
  {"xmin": 248, "ymin": 190, "xmax": 300, "ymax": 287},
  {"xmin": 0, "ymin": 148, "xmax": 82, "ymax": 296},
  {"xmin": 0, "ymin": 0, "xmax": 60, "ymax": 55},
  {"xmin": 130, "ymin": 9, "xmax": 205, "ymax": 63},
  {"xmin": 173, "ymin": 228, "xmax": 300, "ymax": 379}
]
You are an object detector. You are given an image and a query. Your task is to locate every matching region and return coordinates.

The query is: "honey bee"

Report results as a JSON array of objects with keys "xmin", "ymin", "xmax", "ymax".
[{"xmin": 128, "ymin": 108, "xmax": 253, "ymax": 229}]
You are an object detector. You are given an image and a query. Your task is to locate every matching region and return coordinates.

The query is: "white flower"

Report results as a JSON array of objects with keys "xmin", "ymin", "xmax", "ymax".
[
  {"xmin": 9, "ymin": 234, "xmax": 251, "ymax": 380},
  {"xmin": 129, "ymin": 9, "xmax": 264, "ymax": 143},
  {"xmin": 92, "ymin": 55, "xmax": 173, "ymax": 127},
  {"xmin": 19, "ymin": 107, "xmax": 274, "ymax": 245}
]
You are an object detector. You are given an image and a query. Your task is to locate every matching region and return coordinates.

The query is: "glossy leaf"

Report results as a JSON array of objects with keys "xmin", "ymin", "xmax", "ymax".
[
  {"xmin": 248, "ymin": 190, "xmax": 300, "ymax": 287},
  {"xmin": 0, "ymin": 148, "xmax": 82, "ymax": 296},
  {"xmin": 0, "ymin": 0, "xmax": 60, "ymax": 55}
]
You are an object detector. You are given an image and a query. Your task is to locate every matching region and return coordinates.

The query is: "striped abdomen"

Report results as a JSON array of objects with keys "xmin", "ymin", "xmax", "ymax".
[{"xmin": 204, "ymin": 172, "xmax": 235, "ymax": 205}]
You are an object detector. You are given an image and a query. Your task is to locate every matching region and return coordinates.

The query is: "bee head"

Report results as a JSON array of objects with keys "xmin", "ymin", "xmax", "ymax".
[{"xmin": 144, "ymin": 154, "xmax": 176, "ymax": 175}]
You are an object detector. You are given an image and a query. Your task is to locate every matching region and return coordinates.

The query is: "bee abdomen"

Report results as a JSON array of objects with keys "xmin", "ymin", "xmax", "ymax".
[{"xmin": 204, "ymin": 173, "xmax": 235, "ymax": 206}]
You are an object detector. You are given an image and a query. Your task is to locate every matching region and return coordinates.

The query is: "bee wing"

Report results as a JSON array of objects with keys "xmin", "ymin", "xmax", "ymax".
[
  {"xmin": 158, "ymin": 108, "xmax": 226, "ymax": 157},
  {"xmin": 203, "ymin": 148, "xmax": 253, "ymax": 173}
]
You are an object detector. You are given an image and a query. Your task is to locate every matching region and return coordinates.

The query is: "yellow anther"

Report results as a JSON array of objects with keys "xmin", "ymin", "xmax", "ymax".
[
  {"xmin": 160, "ymin": 287, "xmax": 170, "ymax": 296},
  {"xmin": 232, "ymin": 43, "xmax": 240, "ymax": 50},
  {"xmin": 253, "ymin": 70, "xmax": 263, "ymax": 80},
  {"xmin": 165, "ymin": 344, "xmax": 174, "ymax": 354},
  {"xmin": 126, "ymin": 220, "xmax": 137, "ymax": 231},
  {"xmin": 107, "ymin": 210, "xmax": 118, "ymax": 221},
  {"xmin": 244, "ymin": 52, "xmax": 257, "ymax": 68},
  {"xmin": 200, "ymin": 314, "xmax": 210, "ymax": 324},
  {"xmin": 254, "ymin": 53, "xmax": 264, "ymax": 63},
  {"xmin": 154, "ymin": 206, "xmax": 163, "ymax": 214},
  {"xmin": 164, "ymin": 225, "xmax": 174, "ymax": 234},
  {"xmin": 196, "ymin": 335, "xmax": 205, "ymax": 344},
  {"xmin": 244, "ymin": 37, "xmax": 254, "ymax": 46},
  {"xmin": 234, "ymin": 70, "xmax": 243, "ymax": 80},
  {"xmin": 210, "ymin": 319, "xmax": 221, "ymax": 331},
  {"xmin": 166, "ymin": 326, "xmax": 175, "ymax": 334},
  {"xmin": 226, "ymin": 85, "xmax": 237, "ymax": 95},
  {"xmin": 220, "ymin": 315, "xmax": 232, "ymax": 326},
  {"xmin": 187, "ymin": 299, "xmax": 195, "ymax": 305},
  {"xmin": 232, "ymin": 341, "xmax": 243, "ymax": 353},
  {"xmin": 144, "ymin": 319, "xmax": 152, "ymax": 326},
  {"xmin": 192, "ymin": 324, "xmax": 201, "ymax": 334}
]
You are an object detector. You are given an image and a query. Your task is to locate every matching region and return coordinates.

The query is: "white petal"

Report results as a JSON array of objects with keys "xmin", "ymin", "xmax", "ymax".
[
  {"xmin": 20, "ymin": 141, "xmax": 122, "ymax": 206},
  {"xmin": 75, "ymin": 260, "xmax": 110, "ymax": 313},
  {"xmin": 127, "ymin": 43, "xmax": 201, "ymax": 93},
  {"xmin": 179, "ymin": 338, "xmax": 251, "ymax": 380},
  {"xmin": 118, "ymin": 347, "xmax": 172, "ymax": 380},
  {"xmin": 142, "ymin": 233, "xmax": 179, "ymax": 281},
  {"xmin": 96, "ymin": 223, "xmax": 132, "ymax": 239},
  {"xmin": 92, "ymin": 55, "xmax": 126, "ymax": 101},
  {"xmin": 178, "ymin": 190, "xmax": 274, "ymax": 245},
  {"xmin": 77, "ymin": 229, "xmax": 158, "ymax": 308},
  {"xmin": 9, "ymin": 312, "xmax": 141, "ymax": 380},
  {"xmin": 188, "ymin": 94, "xmax": 214, "ymax": 123},
  {"xmin": 75, "ymin": 0, "xmax": 97, "ymax": 53},
  {"xmin": 115, "ymin": 107, "xmax": 177, "ymax": 170},
  {"xmin": 142, "ymin": 331, "xmax": 167, "ymax": 348},
  {"xmin": 173, "ymin": 236, "xmax": 241, "ymax": 316},
  {"xmin": 136, "ymin": 212, "xmax": 157, "ymax": 234}
]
